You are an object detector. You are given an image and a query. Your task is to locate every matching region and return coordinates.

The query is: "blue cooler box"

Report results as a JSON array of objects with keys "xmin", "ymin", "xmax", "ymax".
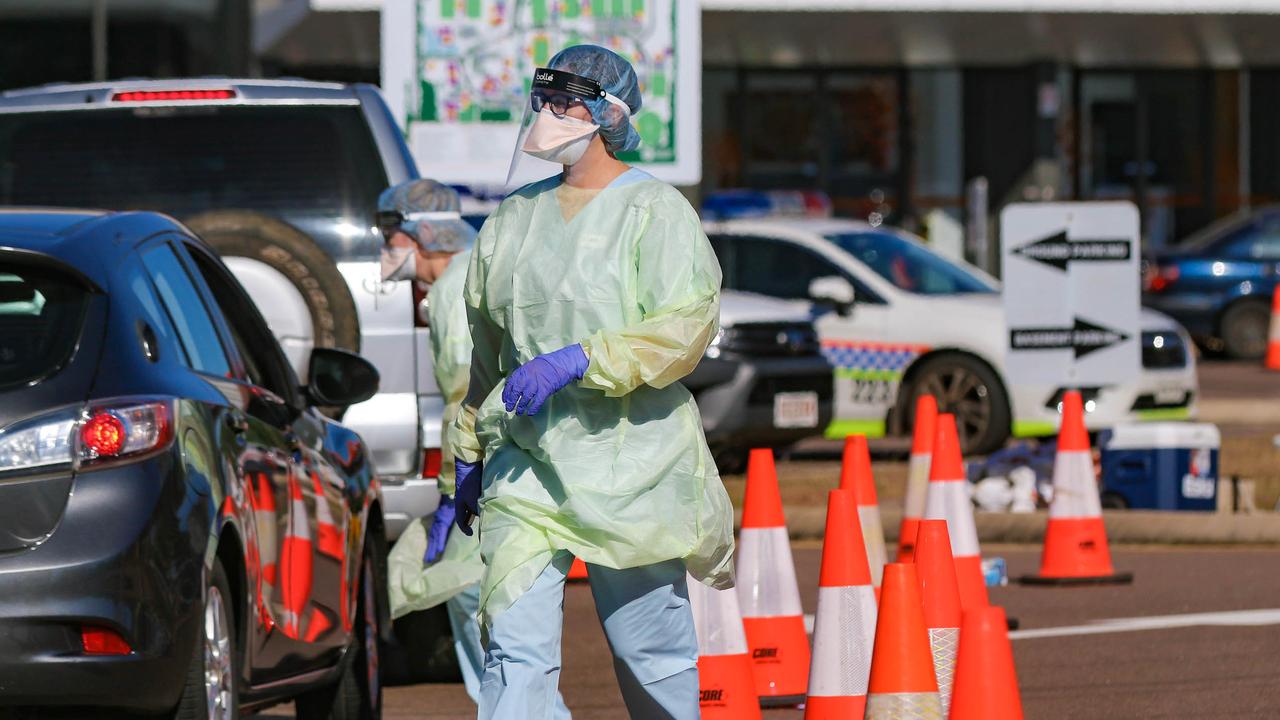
[{"xmin": 1100, "ymin": 423, "xmax": 1221, "ymax": 511}]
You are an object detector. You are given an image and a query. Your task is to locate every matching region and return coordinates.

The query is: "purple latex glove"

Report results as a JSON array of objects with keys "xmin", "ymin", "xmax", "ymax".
[
  {"xmin": 455, "ymin": 458, "xmax": 482, "ymax": 536},
  {"xmin": 501, "ymin": 344, "xmax": 589, "ymax": 416},
  {"xmin": 424, "ymin": 495, "xmax": 455, "ymax": 563}
]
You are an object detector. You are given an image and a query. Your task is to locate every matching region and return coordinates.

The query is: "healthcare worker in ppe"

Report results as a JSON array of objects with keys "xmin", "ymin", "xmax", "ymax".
[
  {"xmin": 447, "ymin": 45, "xmax": 736, "ymax": 719},
  {"xmin": 381, "ymin": 180, "xmax": 574, "ymax": 716}
]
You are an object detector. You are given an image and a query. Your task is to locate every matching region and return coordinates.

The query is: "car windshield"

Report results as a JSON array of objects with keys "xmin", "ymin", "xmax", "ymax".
[
  {"xmin": 0, "ymin": 265, "xmax": 89, "ymax": 391},
  {"xmin": 0, "ymin": 105, "xmax": 388, "ymax": 262},
  {"xmin": 824, "ymin": 231, "xmax": 995, "ymax": 295}
]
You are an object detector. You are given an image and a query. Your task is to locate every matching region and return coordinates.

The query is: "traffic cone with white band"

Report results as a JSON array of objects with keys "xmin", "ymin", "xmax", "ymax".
[
  {"xmin": 688, "ymin": 567, "xmax": 762, "ymax": 720},
  {"xmin": 737, "ymin": 448, "xmax": 810, "ymax": 705},
  {"xmin": 898, "ymin": 394, "xmax": 938, "ymax": 561},
  {"xmin": 1021, "ymin": 390, "xmax": 1132, "ymax": 585},
  {"xmin": 839, "ymin": 435, "xmax": 887, "ymax": 598},
  {"xmin": 864, "ymin": 563, "xmax": 944, "ymax": 719},
  {"xmin": 914, "ymin": 519, "xmax": 963, "ymax": 714},
  {"xmin": 924, "ymin": 414, "xmax": 988, "ymax": 611},
  {"xmin": 803, "ymin": 489, "xmax": 877, "ymax": 718}
]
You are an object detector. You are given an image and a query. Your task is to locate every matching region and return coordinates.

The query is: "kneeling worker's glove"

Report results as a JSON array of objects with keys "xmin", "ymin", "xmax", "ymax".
[
  {"xmin": 424, "ymin": 495, "xmax": 455, "ymax": 563},
  {"xmin": 455, "ymin": 459, "xmax": 482, "ymax": 535}
]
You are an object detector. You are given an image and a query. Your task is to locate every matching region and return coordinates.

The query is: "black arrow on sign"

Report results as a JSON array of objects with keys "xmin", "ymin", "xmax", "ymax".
[
  {"xmin": 1013, "ymin": 230, "xmax": 1132, "ymax": 271},
  {"xmin": 1009, "ymin": 317, "xmax": 1131, "ymax": 359}
]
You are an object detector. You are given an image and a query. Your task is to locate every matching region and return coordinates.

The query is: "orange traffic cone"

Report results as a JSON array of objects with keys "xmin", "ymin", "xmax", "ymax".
[
  {"xmin": 914, "ymin": 519, "xmax": 963, "ymax": 715},
  {"xmin": 804, "ymin": 490, "xmax": 877, "ymax": 719},
  {"xmin": 865, "ymin": 563, "xmax": 943, "ymax": 718},
  {"xmin": 567, "ymin": 557, "xmax": 588, "ymax": 581},
  {"xmin": 924, "ymin": 414, "xmax": 989, "ymax": 611},
  {"xmin": 1267, "ymin": 286, "xmax": 1280, "ymax": 371},
  {"xmin": 948, "ymin": 606, "xmax": 1023, "ymax": 720},
  {"xmin": 898, "ymin": 394, "xmax": 938, "ymax": 562},
  {"xmin": 1021, "ymin": 391, "xmax": 1133, "ymax": 585},
  {"xmin": 737, "ymin": 448, "xmax": 810, "ymax": 705},
  {"xmin": 839, "ymin": 435, "xmax": 887, "ymax": 597},
  {"xmin": 688, "ymin": 567, "xmax": 762, "ymax": 720}
]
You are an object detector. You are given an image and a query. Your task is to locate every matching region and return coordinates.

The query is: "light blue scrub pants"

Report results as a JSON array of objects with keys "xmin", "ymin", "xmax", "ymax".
[
  {"xmin": 448, "ymin": 583, "xmax": 571, "ymax": 716},
  {"xmin": 479, "ymin": 553, "xmax": 700, "ymax": 719}
]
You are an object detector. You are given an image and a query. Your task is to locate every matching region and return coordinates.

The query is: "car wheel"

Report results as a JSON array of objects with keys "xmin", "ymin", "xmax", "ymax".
[
  {"xmin": 906, "ymin": 354, "xmax": 1011, "ymax": 456},
  {"xmin": 174, "ymin": 558, "xmax": 239, "ymax": 720},
  {"xmin": 184, "ymin": 210, "xmax": 361, "ymax": 374},
  {"xmin": 1219, "ymin": 300, "xmax": 1271, "ymax": 360},
  {"xmin": 296, "ymin": 536, "xmax": 384, "ymax": 720}
]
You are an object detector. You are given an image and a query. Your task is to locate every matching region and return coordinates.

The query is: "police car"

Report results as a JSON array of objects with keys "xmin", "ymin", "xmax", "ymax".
[{"xmin": 702, "ymin": 196, "xmax": 1199, "ymax": 455}]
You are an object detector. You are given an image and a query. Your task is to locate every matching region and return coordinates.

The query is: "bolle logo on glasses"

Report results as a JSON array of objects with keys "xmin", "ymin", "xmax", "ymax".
[{"xmin": 535, "ymin": 71, "xmax": 555, "ymax": 82}]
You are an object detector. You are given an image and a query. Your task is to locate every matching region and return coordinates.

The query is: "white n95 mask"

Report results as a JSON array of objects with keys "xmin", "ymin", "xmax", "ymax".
[
  {"xmin": 380, "ymin": 246, "xmax": 416, "ymax": 282},
  {"xmin": 521, "ymin": 111, "xmax": 599, "ymax": 166}
]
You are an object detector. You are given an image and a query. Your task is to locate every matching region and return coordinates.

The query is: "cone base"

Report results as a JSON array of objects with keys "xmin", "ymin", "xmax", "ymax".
[
  {"xmin": 760, "ymin": 694, "xmax": 807, "ymax": 708},
  {"xmin": 1019, "ymin": 571, "xmax": 1134, "ymax": 586},
  {"xmin": 697, "ymin": 654, "xmax": 762, "ymax": 720},
  {"xmin": 742, "ymin": 615, "xmax": 811, "ymax": 701},
  {"xmin": 804, "ymin": 694, "xmax": 866, "ymax": 718},
  {"xmin": 1267, "ymin": 344, "xmax": 1280, "ymax": 371}
]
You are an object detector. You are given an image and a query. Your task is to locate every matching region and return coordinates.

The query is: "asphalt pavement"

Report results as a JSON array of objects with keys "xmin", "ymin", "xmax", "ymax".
[{"xmin": 256, "ymin": 544, "xmax": 1280, "ymax": 719}]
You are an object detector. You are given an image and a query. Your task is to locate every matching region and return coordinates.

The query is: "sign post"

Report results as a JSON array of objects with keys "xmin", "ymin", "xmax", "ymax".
[{"xmin": 1000, "ymin": 202, "xmax": 1141, "ymax": 389}]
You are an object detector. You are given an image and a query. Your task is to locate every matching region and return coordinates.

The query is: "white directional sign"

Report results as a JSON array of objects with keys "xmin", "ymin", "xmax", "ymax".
[{"xmin": 1001, "ymin": 202, "xmax": 1141, "ymax": 387}]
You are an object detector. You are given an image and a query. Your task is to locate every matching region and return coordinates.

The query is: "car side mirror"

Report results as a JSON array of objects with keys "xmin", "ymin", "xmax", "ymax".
[
  {"xmin": 809, "ymin": 276, "xmax": 855, "ymax": 316},
  {"xmin": 305, "ymin": 348, "xmax": 379, "ymax": 408}
]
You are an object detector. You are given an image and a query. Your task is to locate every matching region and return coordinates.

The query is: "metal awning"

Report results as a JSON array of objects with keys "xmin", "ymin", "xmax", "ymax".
[
  {"xmin": 704, "ymin": 0, "xmax": 1280, "ymax": 12},
  {"xmin": 704, "ymin": 9, "xmax": 1280, "ymax": 66}
]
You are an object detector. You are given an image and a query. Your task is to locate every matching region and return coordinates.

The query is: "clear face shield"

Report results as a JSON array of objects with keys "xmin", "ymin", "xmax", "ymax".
[{"xmin": 505, "ymin": 67, "xmax": 631, "ymax": 188}]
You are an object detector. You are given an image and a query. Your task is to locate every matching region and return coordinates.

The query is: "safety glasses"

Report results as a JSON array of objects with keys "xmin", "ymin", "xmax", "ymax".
[
  {"xmin": 376, "ymin": 210, "xmax": 407, "ymax": 241},
  {"xmin": 530, "ymin": 91, "xmax": 588, "ymax": 118},
  {"xmin": 376, "ymin": 209, "xmax": 465, "ymax": 242}
]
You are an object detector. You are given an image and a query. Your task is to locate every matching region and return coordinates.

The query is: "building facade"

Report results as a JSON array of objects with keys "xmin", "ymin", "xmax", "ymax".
[{"xmin": 7, "ymin": 1, "xmax": 1280, "ymax": 255}]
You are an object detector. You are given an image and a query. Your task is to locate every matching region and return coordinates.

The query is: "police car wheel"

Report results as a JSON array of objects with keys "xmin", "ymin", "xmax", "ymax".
[{"xmin": 907, "ymin": 354, "xmax": 1011, "ymax": 456}]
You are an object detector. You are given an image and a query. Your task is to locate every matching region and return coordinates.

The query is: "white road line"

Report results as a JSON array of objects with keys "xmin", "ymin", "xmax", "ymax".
[{"xmin": 1009, "ymin": 609, "xmax": 1280, "ymax": 640}]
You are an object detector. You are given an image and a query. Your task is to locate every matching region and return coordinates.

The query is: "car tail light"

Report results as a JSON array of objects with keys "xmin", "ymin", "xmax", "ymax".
[
  {"xmin": 0, "ymin": 398, "xmax": 174, "ymax": 475},
  {"xmin": 81, "ymin": 625, "xmax": 132, "ymax": 655},
  {"xmin": 0, "ymin": 407, "xmax": 79, "ymax": 473},
  {"xmin": 422, "ymin": 448, "xmax": 442, "ymax": 479},
  {"xmin": 79, "ymin": 401, "xmax": 172, "ymax": 463},
  {"xmin": 1144, "ymin": 264, "xmax": 1179, "ymax": 292},
  {"xmin": 111, "ymin": 89, "xmax": 236, "ymax": 102}
]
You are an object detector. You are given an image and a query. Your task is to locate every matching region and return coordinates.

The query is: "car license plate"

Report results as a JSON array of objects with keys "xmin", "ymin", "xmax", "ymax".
[
  {"xmin": 1155, "ymin": 387, "xmax": 1186, "ymax": 405},
  {"xmin": 774, "ymin": 392, "xmax": 819, "ymax": 429}
]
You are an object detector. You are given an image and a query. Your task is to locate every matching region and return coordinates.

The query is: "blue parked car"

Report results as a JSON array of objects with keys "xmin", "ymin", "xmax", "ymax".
[{"xmin": 1143, "ymin": 209, "xmax": 1280, "ymax": 359}]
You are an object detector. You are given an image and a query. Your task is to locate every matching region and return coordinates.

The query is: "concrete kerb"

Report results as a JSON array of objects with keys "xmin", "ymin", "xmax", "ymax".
[{"xmin": 742, "ymin": 506, "xmax": 1280, "ymax": 545}]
